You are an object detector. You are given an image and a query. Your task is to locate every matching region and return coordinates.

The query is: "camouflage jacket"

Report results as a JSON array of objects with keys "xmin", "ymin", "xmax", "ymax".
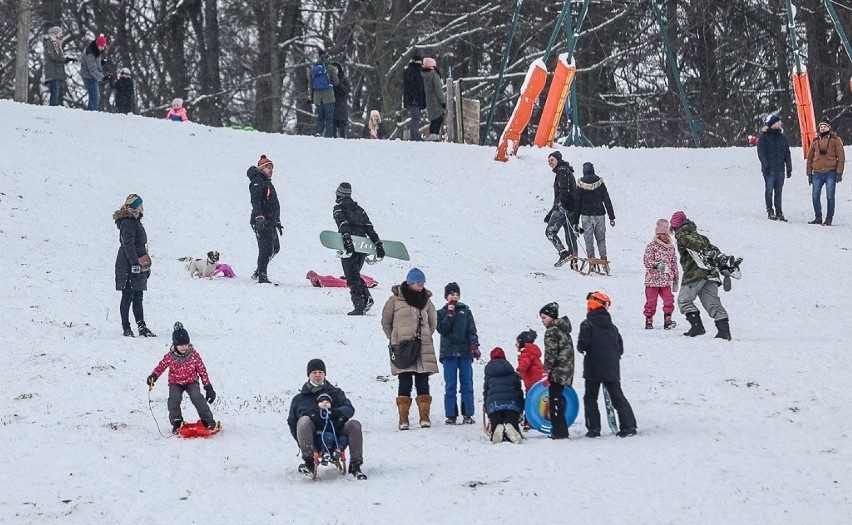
[
  {"xmin": 544, "ymin": 316, "xmax": 575, "ymax": 386},
  {"xmin": 674, "ymin": 220, "xmax": 720, "ymax": 286}
]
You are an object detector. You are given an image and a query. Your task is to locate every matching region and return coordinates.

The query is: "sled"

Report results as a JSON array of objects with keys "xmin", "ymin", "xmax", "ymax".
[
  {"xmin": 177, "ymin": 420, "xmax": 221, "ymax": 438},
  {"xmin": 299, "ymin": 449, "xmax": 347, "ymax": 480},
  {"xmin": 523, "ymin": 380, "xmax": 579, "ymax": 435},
  {"xmin": 575, "ymin": 257, "xmax": 610, "ymax": 276},
  {"xmin": 319, "ymin": 231, "xmax": 410, "ymax": 261},
  {"xmin": 306, "ymin": 271, "xmax": 378, "ymax": 288}
]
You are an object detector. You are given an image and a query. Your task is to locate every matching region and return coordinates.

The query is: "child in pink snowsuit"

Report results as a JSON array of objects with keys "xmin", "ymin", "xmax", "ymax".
[
  {"xmin": 166, "ymin": 98, "xmax": 188, "ymax": 121},
  {"xmin": 643, "ymin": 219, "xmax": 679, "ymax": 330}
]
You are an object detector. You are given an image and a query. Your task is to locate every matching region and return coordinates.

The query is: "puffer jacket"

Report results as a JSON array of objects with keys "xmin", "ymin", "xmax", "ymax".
[
  {"xmin": 287, "ymin": 381, "xmax": 355, "ymax": 441},
  {"xmin": 113, "ymin": 207, "xmax": 149, "ymax": 291},
  {"xmin": 807, "ymin": 132, "xmax": 845, "ymax": 176},
  {"xmin": 79, "ymin": 41, "xmax": 105, "ymax": 81},
  {"xmin": 572, "ymin": 172, "xmax": 614, "ymax": 222},
  {"xmin": 517, "ymin": 343, "xmax": 546, "ymax": 392},
  {"xmin": 644, "ymin": 236, "xmax": 678, "ymax": 287},
  {"xmin": 151, "ymin": 345, "xmax": 211, "ymax": 386},
  {"xmin": 247, "ymin": 166, "xmax": 280, "ymax": 226},
  {"xmin": 577, "ymin": 309, "xmax": 623, "ymax": 382},
  {"xmin": 544, "ymin": 316, "xmax": 575, "ymax": 386},
  {"xmin": 381, "ymin": 283, "xmax": 438, "ymax": 375},
  {"xmin": 674, "ymin": 220, "xmax": 720, "ymax": 286},
  {"xmin": 483, "ymin": 359, "xmax": 524, "ymax": 415},
  {"xmin": 436, "ymin": 302, "xmax": 478, "ymax": 361},
  {"xmin": 757, "ymin": 127, "xmax": 792, "ymax": 175}
]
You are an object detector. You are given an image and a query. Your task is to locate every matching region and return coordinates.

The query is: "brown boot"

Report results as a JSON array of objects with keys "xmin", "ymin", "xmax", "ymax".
[
  {"xmin": 415, "ymin": 395, "xmax": 433, "ymax": 428},
  {"xmin": 396, "ymin": 396, "xmax": 412, "ymax": 430}
]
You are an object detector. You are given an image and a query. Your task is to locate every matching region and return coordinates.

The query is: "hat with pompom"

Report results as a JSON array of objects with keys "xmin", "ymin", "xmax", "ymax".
[
  {"xmin": 257, "ymin": 155, "xmax": 273, "ymax": 169},
  {"xmin": 490, "ymin": 347, "xmax": 506, "ymax": 360},
  {"xmin": 95, "ymin": 34, "xmax": 107, "ymax": 48},
  {"xmin": 172, "ymin": 322, "xmax": 190, "ymax": 346}
]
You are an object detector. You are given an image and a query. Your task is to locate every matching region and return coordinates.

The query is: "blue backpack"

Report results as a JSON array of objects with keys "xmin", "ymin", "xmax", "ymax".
[{"xmin": 311, "ymin": 62, "xmax": 331, "ymax": 91}]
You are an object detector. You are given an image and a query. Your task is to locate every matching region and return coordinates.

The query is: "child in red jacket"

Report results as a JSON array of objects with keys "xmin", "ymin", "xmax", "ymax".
[
  {"xmin": 515, "ymin": 330, "xmax": 546, "ymax": 393},
  {"xmin": 147, "ymin": 322, "xmax": 217, "ymax": 433}
]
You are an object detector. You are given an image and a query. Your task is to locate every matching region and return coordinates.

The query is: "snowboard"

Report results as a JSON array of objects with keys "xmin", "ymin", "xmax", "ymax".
[
  {"xmin": 319, "ymin": 231, "xmax": 410, "ymax": 261},
  {"xmin": 687, "ymin": 248, "xmax": 742, "ymax": 291},
  {"xmin": 177, "ymin": 420, "xmax": 221, "ymax": 438},
  {"xmin": 602, "ymin": 386, "xmax": 618, "ymax": 434}
]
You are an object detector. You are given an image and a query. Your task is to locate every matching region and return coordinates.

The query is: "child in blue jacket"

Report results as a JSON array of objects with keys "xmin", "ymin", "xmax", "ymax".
[{"xmin": 436, "ymin": 282, "xmax": 480, "ymax": 425}]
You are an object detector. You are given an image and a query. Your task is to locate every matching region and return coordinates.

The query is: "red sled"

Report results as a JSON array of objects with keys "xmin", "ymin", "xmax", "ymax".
[
  {"xmin": 306, "ymin": 271, "xmax": 378, "ymax": 288},
  {"xmin": 177, "ymin": 420, "xmax": 221, "ymax": 438}
]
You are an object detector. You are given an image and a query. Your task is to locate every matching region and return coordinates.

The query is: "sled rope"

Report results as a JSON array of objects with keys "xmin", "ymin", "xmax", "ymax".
[
  {"xmin": 147, "ymin": 387, "xmax": 174, "ymax": 438},
  {"xmin": 319, "ymin": 408, "xmax": 343, "ymax": 455}
]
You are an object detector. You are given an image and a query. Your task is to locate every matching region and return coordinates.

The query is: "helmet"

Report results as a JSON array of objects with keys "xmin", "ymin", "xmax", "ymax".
[{"xmin": 586, "ymin": 291, "xmax": 611, "ymax": 312}]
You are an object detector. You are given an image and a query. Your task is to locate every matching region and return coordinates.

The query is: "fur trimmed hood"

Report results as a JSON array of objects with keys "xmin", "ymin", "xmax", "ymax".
[
  {"xmin": 392, "ymin": 282, "xmax": 432, "ymax": 309},
  {"xmin": 577, "ymin": 174, "xmax": 602, "ymax": 189},
  {"xmin": 112, "ymin": 206, "xmax": 141, "ymax": 223}
]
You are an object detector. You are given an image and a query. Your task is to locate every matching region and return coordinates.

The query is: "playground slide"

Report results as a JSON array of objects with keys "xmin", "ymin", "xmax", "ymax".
[
  {"xmin": 792, "ymin": 68, "xmax": 816, "ymax": 158},
  {"xmin": 534, "ymin": 54, "xmax": 576, "ymax": 148},
  {"xmin": 495, "ymin": 59, "xmax": 548, "ymax": 162}
]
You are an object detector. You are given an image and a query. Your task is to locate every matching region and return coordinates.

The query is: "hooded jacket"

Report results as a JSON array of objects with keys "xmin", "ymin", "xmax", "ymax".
[
  {"xmin": 572, "ymin": 172, "xmax": 614, "ymax": 222},
  {"xmin": 551, "ymin": 160, "xmax": 576, "ymax": 212},
  {"xmin": 403, "ymin": 61, "xmax": 426, "ymax": 107},
  {"xmin": 757, "ymin": 127, "xmax": 792, "ymax": 175},
  {"xmin": 436, "ymin": 302, "xmax": 479, "ymax": 361},
  {"xmin": 247, "ymin": 166, "xmax": 280, "ymax": 226},
  {"xmin": 544, "ymin": 317, "xmax": 575, "ymax": 386},
  {"xmin": 517, "ymin": 343, "xmax": 546, "ymax": 392},
  {"xmin": 43, "ymin": 34, "xmax": 67, "ymax": 81},
  {"xmin": 151, "ymin": 345, "xmax": 211, "ymax": 386},
  {"xmin": 79, "ymin": 41, "xmax": 105, "ymax": 81},
  {"xmin": 287, "ymin": 381, "xmax": 355, "ymax": 441},
  {"xmin": 807, "ymin": 131, "xmax": 845, "ymax": 176},
  {"xmin": 381, "ymin": 283, "xmax": 438, "ymax": 375},
  {"xmin": 673, "ymin": 219, "xmax": 720, "ymax": 286},
  {"xmin": 644, "ymin": 235, "xmax": 679, "ymax": 288},
  {"xmin": 483, "ymin": 359, "xmax": 524, "ymax": 415},
  {"xmin": 333, "ymin": 197, "xmax": 379, "ymax": 241},
  {"xmin": 113, "ymin": 207, "xmax": 148, "ymax": 291},
  {"xmin": 577, "ymin": 308, "xmax": 623, "ymax": 382}
]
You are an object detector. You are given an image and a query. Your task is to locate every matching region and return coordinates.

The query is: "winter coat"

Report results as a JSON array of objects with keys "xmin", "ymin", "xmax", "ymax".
[
  {"xmin": 674, "ymin": 219, "xmax": 720, "ymax": 286},
  {"xmin": 551, "ymin": 160, "xmax": 576, "ymax": 212},
  {"xmin": 436, "ymin": 302, "xmax": 479, "ymax": 362},
  {"xmin": 112, "ymin": 76, "xmax": 134, "ymax": 113},
  {"xmin": 517, "ymin": 343, "xmax": 546, "ymax": 392},
  {"xmin": 403, "ymin": 61, "xmax": 426, "ymax": 108},
  {"xmin": 757, "ymin": 127, "xmax": 792, "ymax": 175},
  {"xmin": 421, "ymin": 68, "xmax": 446, "ymax": 121},
  {"xmin": 247, "ymin": 166, "xmax": 281, "ymax": 226},
  {"xmin": 333, "ymin": 197, "xmax": 379, "ymax": 241},
  {"xmin": 483, "ymin": 359, "xmax": 524, "ymax": 416},
  {"xmin": 543, "ymin": 317, "xmax": 575, "ymax": 386},
  {"xmin": 643, "ymin": 236, "xmax": 679, "ymax": 288},
  {"xmin": 333, "ymin": 75, "xmax": 351, "ymax": 124},
  {"xmin": 381, "ymin": 283, "xmax": 438, "ymax": 375},
  {"xmin": 577, "ymin": 309, "xmax": 623, "ymax": 382},
  {"xmin": 151, "ymin": 345, "xmax": 211, "ymax": 386},
  {"xmin": 79, "ymin": 41, "xmax": 105, "ymax": 81},
  {"xmin": 166, "ymin": 107, "xmax": 188, "ymax": 121},
  {"xmin": 572, "ymin": 172, "xmax": 614, "ymax": 223},
  {"xmin": 311, "ymin": 61, "xmax": 339, "ymax": 105},
  {"xmin": 287, "ymin": 381, "xmax": 355, "ymax": 440},
  {"xmin": 42, "ymin": 35, "xmax": 67, "ymax": 81},
  {"xmin": 361, "ymin": 122, "xmax": 387, "ymax": 140},
  {"xmin": 807, "ymin": 132, "xmax": 845, "ymax": 176},
  {"xmin": 113, "ymin": 207, "xmax": 149, "ymax": 291}
]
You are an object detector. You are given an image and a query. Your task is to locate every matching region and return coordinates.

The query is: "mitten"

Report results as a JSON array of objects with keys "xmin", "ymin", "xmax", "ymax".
[
  {"xmin": 470, "ymin": 345, "xmax": 481, "ymax": 360},
  {"xmin": 374, "ymin": 241, "xmax": 385, "ymax": 261},
  {"xmin": 102, "ymin": 74, "xmax": 113, "ymax": 83},
  {"xmin": 204, "ymin": 384, "xmax": 216, "ymax": 403},
  {"xmin": 331, "ymin": 408, "xmax": 349, "ymax": 424},
  {"xmin": 544, "ymin": 210, "xmax": 553, "ymax": 223},
  {"xmin": 808, "ymin": 174, "xmax": 813, "ymax": 186},
  {"xmin": 654, "ymin": 262, "xmax": 667, "ymax": 272},
  {"xmin": 254, "ymin": 216, "xmax": 267, "ymax": 231},
  {"xmin": 342, "ymin": 234, "xmax": 355, "ymax": 256},
  {"xmin": 838, "ymin": 173, "xmax": 843, "ymax": 183},
  {"xmin": 131, "ymin": 265, "xmax": 141, "ymax": 274},
  {"xmin": 146, "ymin": 374, "xmax": 157, "ymax": 387},
  {"xmin": 276, "ymin": 223, "xmax": 283, "ymax": 235},
  {"xmin": 447, "ymin": 299, "xmax": 458, "ymax": 315},
  {"xmin": 786, "ymin": 169, "xmax": 792, "ymax": 179}
]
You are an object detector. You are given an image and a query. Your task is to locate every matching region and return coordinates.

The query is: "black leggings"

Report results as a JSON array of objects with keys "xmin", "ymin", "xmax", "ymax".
[
  {"xmin": 398, "ymin": 372, "xmax": 430, "ymax": 397},
  {"xmin": 120, "ymin": 289, "xmax": 144, "ymax": 328}
]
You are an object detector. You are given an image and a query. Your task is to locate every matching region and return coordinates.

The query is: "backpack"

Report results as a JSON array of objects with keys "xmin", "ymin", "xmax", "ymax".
[{"xmin": 311, "ymin": 62, "xmax": 331, "ymax": 91}]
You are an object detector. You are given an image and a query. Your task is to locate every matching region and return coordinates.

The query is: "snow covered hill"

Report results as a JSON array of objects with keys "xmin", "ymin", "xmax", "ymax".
[{"xmin": 1, "ymin": 100, "xmax": 850, "ymax": 523}]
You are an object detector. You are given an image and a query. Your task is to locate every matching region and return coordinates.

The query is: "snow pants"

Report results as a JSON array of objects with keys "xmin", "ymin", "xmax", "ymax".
[
  {"xmin": 644, "ymin": 286, "xmax": 675, "ymax": 318},
  {"xmin": 341, "ymin": 252, "xmax": 371, "ymax": 309},
  {"xmin": 583, "ymin": 380, "xmax": 636, "ymax": 433},
  {"xmin": 254, "ymin": 224, "xmax": 280, "ymax": 277},
  {"xmin": 764, "ymin": 170, "xmax": 785, "ymax": 214},
  {"xmin": 297, "ymin": 415, "xmax": 363, "ymax": 463},
  {"xmin": 545, "ymin": 207, "xmax": 578, "ymax": 255},
  {"xmin": 581, "ymin": 215, "xmax": 607, "ymax": 258},
  {"xmin": 168, "ymin": 382, "xmax": 214, "ymax": 426},
  {"xmin": 677, "ymin": 279, "xmax": 727, "ymax": 321},
  {"xmin": 442, "ymin": 357, "xmax": 474, "ymax": 417},
  {"xmin": 548, "ymin": 381, "xmax": 570, "ymax": 438}
]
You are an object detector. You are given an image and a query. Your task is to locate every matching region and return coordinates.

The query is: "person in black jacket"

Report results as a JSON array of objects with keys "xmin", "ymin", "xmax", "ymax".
[
  {"xmin": 402, "ymin": 53, "xmax": 426, "ymax": 141},
  {"xmin": 247, "ymin": 155, "xmax": 281, "ymax": 284},
  {"xmin": 332, "ymin": 61, "xmax": 351, "ymax": 138},
  {"xmin": 545, "ymin": 151, "xmax": 578, "ymax": 268},
  {"xmin": 111, "ymin": 68, "xmax": 134, "ymax": 114},
  {"xmin": 112, "ymin": 194, "xmax": 155, "ymax": 337},
  {"xmin": 483, "ymin": 348, "xmax": 525, "ymax": 444},
  {"xmin": 577, "ymin": 292, "xmax": 636, "ymax": 438},
  {"xmin": 756, "ymin": 113, "xmax": 792, "ymax": 221},
  {"xmin": 333, "ymin": 182, "xmax": 384, "ymax": 315},
  {"xmin": 571, "ymin": 162, "xmax": 615, "ymax": 261},
  {"xmin": 287, "ymin": 359, "xmax": 366, "ymax": 479}
]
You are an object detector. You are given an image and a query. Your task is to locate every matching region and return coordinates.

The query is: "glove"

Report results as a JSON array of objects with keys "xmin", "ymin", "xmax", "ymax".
[
  {"xmin": 254, "ymin": 216, "xmax": 267, "ymax": 231},
  {"xmin": 470, "ymin": 345, "xmax": 481, "ymax": 360},
  {"xmin": 572, "ymin": 224, "xmax": 584, "ymax": 234},
  {"xmin": 276, "ymin": 223, "xmax": 283, "ymax": 235},
  {"xmin": 204, "ymin": 384, "xmax": 216, "ymax": 403},
  {"xmin": 331, "ymin": 408, "xmax": 349, "ymax": 424},
  {"xmin": 542, "ymin": 375, "xmax": 551, "ymax": 388},
  {"xmin": 610, "ymin": 219, "xmax": 616, "ymax": 227},
  {"xmin": 654, "ymin": 262, "xmax": 667, "ymax": 272},
  {"xmin": 102, "ymin": 74, "xmax": 113, "ymax": 83},
  {"xmin": 447, "ymin": 298, "xmax": 458, "ymax": 315},
  {"xmin": 786, "ymin": 170, "xmax": 792, "ymax": 179},
  {"xmin": 342, "ymin": 234, "xmax": 355, "ymax": 256},
  {"xmin": 838, "ymin": 173, "xmax": 843, "ymax": 183},
  {"xmin": 441, "ymin": 102, "xmax": 446, "ymax": 109},
  {"xmin": 374, "ymin": 241, "xmax": 385, "ymax": 261},
  {"xmin": 146, "ymin": 374, "xmax": 157, "ymax": 387},
  {"xmin": 808, "ymin": 174, "xmax": 812, "ymax": 186},
  {"xmin": 65, "ymin": 57, "xmax": 77, "ymax": 63},
  {"xmin": 544, "ymin": 210, "xmax": 553, "ymax": 223},
  {"xmin": 131, "ymin": 265, "xmax": 141, "ymax": 274},
  {"xmin": 672, "ymin": 281, "xmax": 679, "ymax": 293}
]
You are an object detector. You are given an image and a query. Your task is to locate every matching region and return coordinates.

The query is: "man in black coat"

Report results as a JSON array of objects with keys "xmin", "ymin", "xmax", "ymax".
[
  {"xmin": 577, "ymin": 292, "xmax": 637, "ymax": 438},
  {"xmin": 287, "ymin": 359, "xmax": 366, "ymax": 479},
  {"xmin": 247, "ymin": 155, "xmax": 281, "ymax": 284},
  {"xmin": 332, "ymin": 61, "xmax": 351, "ymax": 138},
  {"xmin": 756, "ymin": 113, "xmax": 793, "ymax": 221},
  {"xmin": 333, "ymin": 182, "xmax": 385, "ymax": 315},
  {"xmin": 402, "ymin": 53, "xmax": 426, "ymax": 141},
  {"xmin": 544, "ymin": 151, "xmax": 578, "ymax": 268}
]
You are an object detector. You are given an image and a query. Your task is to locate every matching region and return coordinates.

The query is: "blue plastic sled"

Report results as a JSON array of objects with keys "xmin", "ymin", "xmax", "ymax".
[{"xmin": 524, "ymin": 380, "xmax": 579, "ymax": 434}]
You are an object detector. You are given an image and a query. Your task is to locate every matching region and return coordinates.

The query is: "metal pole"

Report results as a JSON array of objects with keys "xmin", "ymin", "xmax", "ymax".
[
  {"xmin": 786, "ymin": 0, "xmax": 803, "ymax": 73},
  {"xmin": 563, "ymin": 0, "xmax": 593, "ymax": 147},
  {"xmin": 823, "ymin": 0, "xmax": 852, "ymax": 63},
  {"xmin": 483, "ymin": 0, "xmax": 524, "ymax": 145},
  {"xmin": 542, "ymin": 0, "xmax": 571, "ymax": 64}
]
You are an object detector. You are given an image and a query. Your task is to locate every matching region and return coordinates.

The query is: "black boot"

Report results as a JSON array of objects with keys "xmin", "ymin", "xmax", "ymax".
[
  {"xmin": 554, "ymin": 250, "xmax": 572, "ymax": 267},
  {"xmin": 171, "ymin": 419, "xmax": 184, "ymax": 434},
  {"xmin": 137, "ymin": 322, "xmax": 157, "ymax": 338},
  {"xmin": 767, "ymin": 209, "xmax": 776, "ymax": 220},
  {"xmin": 256, "ymin": 273, "xmax": 271, "ymax": 284},
  {"xmin": 123, "ymin": 327, "xmax": 135, "ymax": 337},
  {"xmin": 663, "ymin": 315, "xmax": 677, "ymax": 330},
  {"xmin": 348, "ymin": 460, "xmax": 367, "ymax": 480},
  {"xmin": 683, "ymin": 312, "xmax": 706, "ymax": 337},
  {"xmin": 714, "ymin": 318, "xmax": 731, "ymax": 341}
]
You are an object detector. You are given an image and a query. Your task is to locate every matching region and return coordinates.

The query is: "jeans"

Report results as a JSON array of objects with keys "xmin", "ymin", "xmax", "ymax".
[
  {"xmin": 315, "ymin": 102, "xmax": 335, "ymax": 137},
  {"xmin": 83, "ymin": 78, "xmax": 100, "ymax": 111},
  {"xmin": 46, "ymin": 79, "xmax": 61, "ymax": 106},
  {"xmin": 442, "ymin": 357, "xmax": 474, "ymax": 417},
  {"xmin": 408, "ymin": 105, "xmax": 422, "ymax": 141},
  {"xmin": 812, "ymin": 171, "xmax": 837, "ymax": 221},
  {"xmin": 764, "ymin": 170, "xmax": 785, "ymax": 213}
]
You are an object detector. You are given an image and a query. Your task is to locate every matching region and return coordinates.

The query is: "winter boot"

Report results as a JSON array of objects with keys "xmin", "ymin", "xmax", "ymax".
[
  {"xmin": 299, "ymin": 455, "xmax": 316, "ymax": 475},
  {"xmin": 462, "ymin": 416, "xmax": 475, "ymax": 425},
  {"xmin": 808, "ymin": 217, "xmax": 822, "ymax": 225},
  {"xmin": 204, "ymin": 420, "xmax": 220, "ymax": 431},
  {"xmin": 171, "ymin": 419, "xmax": 184, "ymax": 434},
  {"xmin": 251, "ymin": 270, "xmax": 259, "ymax": 281},
  {"xmin": 123, "ymin": 327, "xmax": 134, "ymax": 337},
  {"xmin": 348, "ymin": 460, "xmax": 367, "ymax": 480},
  {"xmin": 585, "ymin": 430, "xmax": 601, "ymax": 438},
  {"xmin": 663, "ymin": 315, "xmax": 677, "ymax": 330},
  {"xmin": 645, "ymin": 317, "xmax": 653, "ymax": 330},
  {"xmin": 504, "ymin": 424, "xmax": 523, "ymax": 444},
  {"xmin": 767, "ymin": 209, "xmax": 776, "ymax": 220},
  {"xmin": 776, "ymin": 212, "xmax": 787, "ymax": 222},
  {"xmin": 363, "ymin": 295, "xmax": 375, "ymax": 313},
  {"xmin": 348, "ymin": 295, "xmax": 367, "ymax": 316},
  {"xmin": 137, "ymin": 322, "xmax": 157, "ymax": 338},
  {"xmin": 683, "ymin": 312, "xmax": 706, "ymax": 337},
  {"xmin": 347, "ymin": 305, "xmax": 366, "ymax": 316},
  {"xmin": 554, "ymin": 250, "xmax": 572, "ymax": 267},
  {"xmin": 415, "ymin": 395, "xmax": 432, "ymax": 428},
  {"xmin": 445, "ymin": 417, "xmax": 457, "ymax": 425},
  {"xmin": 824, "ymin": 219, "xmax": 833, "ymax": 226},
  {"xmin": 396, "ymin": 396, "xmax": 412, "ymax": 430},
  {"xmin": 714, "ymin": 318, "xmax": 731, "ymax": 341},
  {"xmin": 491, "ymin": 423, "xmax": 506, "ymax": 444},
  {"xmin": 616, "ymin": 427, "xmax": 637, "ymax": 438},
  {"xmin": 569, "ymin": 255, "xmax": 579, "ymax": 272},
  {"xmin": 256, "ymin": 273, "xmax": 271, "ymax": 284}
]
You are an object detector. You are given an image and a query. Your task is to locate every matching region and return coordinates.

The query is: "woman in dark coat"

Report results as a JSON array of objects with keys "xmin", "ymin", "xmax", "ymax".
[
  {"xmin": 332, "ymin": 62, "xmax": 351, "ymax": 138},
  {"xmin": 113, "ymin": 194, "xmax": 155, "ymax": 337}
]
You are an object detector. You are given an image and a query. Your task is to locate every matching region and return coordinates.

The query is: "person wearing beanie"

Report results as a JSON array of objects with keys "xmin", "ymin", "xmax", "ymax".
[
  {"xmin": 166, "ymin": 97, "xmax": 189, "ymax": 122},
  {"xmin": 112, "ymin": 194, "xmax": 155, "ymax": 338},
  {"xmin": 333, "ymin": 182, "xmax": 385, "ymax": 315},
  {"xmin": 806, "ymin": 115, "xmax": 845, "ymax": 226},
  {"xmin": 671, "ymin": 212, "xmax": 733, "ymax": 341},
  {"xmin": 288, "ymin": 359, "xmax": 367, "ymax": 479},
  {"xmin": 381, "ymin": 268, "xmax": 438, "ymax": 430},
  {"xmin": 332, "ymin": 61, "xmax": 351, "ymax": 138},
  {"xmin": 146, "ymin": 322, "xmax": 218, "ymax": 433},
  {"xmin": 247, "ymin": 154, "xmax": 281, "ymax": 284},
  {"xmin": 515, "ymin": 329, "xmax": 545, "ymax": 394},
  {"xmin": 757, "ymin": 113, "xmax": 793, "ymax": 221},
  {"xmin": 539, "ymin": 302, "xmax": 575, "ymax": 439},
  {"xmin": 421, "ymin": 57, "xmax": 446, "ymax": 141},
  {"xmin": 643, "ymin": 219, "xmax": 679, "ymax": 330},
  {"xmin": 436, "ymin": 281, "xmax": 480, "ymax": 425},
  {"xmin": 483, "ymin": 347, "xmax": 525, "ymax": 444},
  {"xmin": 79, "ymin": 34, "xmax": 109, "ymax": 111},
  {"xmin": 310, "ymin": 392, "xmax": 351, "ymax": 460},
  {"xmin": 310, "ymin": 48, "xmax": 339, "ymax": 137},
  {"xmin": 571, "ymin": 162, "xmax": 616, "ymax": 270},
  {"xmin": 111, "ymin": 67, "xmax": 134, "ymax": 114},
  {"xmin": 42, "ymin": 26, "xmax": 75, "ymax": 106},
  {"xmin": 362, "ymin": 110, "xmax": 387, "ymax": 139},
  {"xmin": 577, "ymin": 293, "xmax": 637, "ymax": 438},
  {"xmin": 545, "ymin": 151, "xmax": 579, "ymax": 269},
  {"xmin": 403, "ymin": 52, "xmax": 426, "ymax": 140}
]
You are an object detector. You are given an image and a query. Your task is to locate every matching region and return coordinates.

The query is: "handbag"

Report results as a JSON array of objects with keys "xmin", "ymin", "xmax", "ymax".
[
  {"xmin": 138, "ymin": 253, "xmax": 152, "ymax": 271},
  {"xmin": 390, "ymin": 309, "xmax": 423, "ymax": 369}
]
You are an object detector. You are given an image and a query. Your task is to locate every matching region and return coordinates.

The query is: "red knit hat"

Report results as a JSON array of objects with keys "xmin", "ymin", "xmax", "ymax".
[
  {"xmin": 490, "ymin": 347, "xmax": 506, "ymax": 360},
  {"xmin": 257, "ymin": 155, "xmax": 273, "ymax": 169},
  {"xmin": 95, "ymin": 34, "xmax": 107, "ymax": 48},
  {"xmin": 670, "ymin": 210, "xmax": 687, "ymax": 229}
]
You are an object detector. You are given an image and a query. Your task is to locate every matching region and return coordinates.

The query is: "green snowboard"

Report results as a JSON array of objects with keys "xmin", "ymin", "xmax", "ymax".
[{"xmin": 319, "ymin": 231, "xmax": 410, "ymax": 261}]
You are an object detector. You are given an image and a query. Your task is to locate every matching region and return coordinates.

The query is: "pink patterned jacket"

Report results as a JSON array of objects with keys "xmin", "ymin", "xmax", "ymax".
[
  {"xmin": 643, "ymin": 237, "xmax": 679, "ymax": 288},
  {"xmin": 152, "ymin": 346, "xmax": 211, "ymax": 386}
]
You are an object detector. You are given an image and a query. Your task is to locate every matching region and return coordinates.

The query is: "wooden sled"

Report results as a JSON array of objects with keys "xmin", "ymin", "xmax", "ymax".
[{"xmin": 575, "ymin": 257, "xmax": 610, "ymax": 276}]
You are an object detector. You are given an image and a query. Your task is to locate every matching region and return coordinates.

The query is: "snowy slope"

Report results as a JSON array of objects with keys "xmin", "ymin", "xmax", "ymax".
[{"xmin": 1, "ymin": 100, "xmax": 850, "ymax": 523}]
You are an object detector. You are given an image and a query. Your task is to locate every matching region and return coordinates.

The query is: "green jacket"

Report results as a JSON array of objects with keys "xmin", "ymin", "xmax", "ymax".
[
  {"xmin": 43, "ymin": 35, "xmax": 67, "ymax": 81},
  {"xmin": 311, "ymin": 61, "xmax": 339, "ymax": 105},
  {"xmin": 544, "ymin": 316, "xmax": 575, "ymax": 386},
  {"xmin": 674, "ymin": 220, "xmax": 720, "ymax": 286},
  {"xmin": 421, "ymin": 68, "xmax": 446, "ymax": 121}
]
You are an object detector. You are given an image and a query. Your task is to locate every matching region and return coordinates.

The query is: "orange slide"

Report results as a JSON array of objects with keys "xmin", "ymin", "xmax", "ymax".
[
  {"xmin": 792, "ymin": 69, "xmax": 816, "ymax": 158},
  {"xmin": 495, "ymin": 60, "xmax": 548, "ymax": 162},
  {"xmin": 534, "ymin": 54, "xmax": 577, "ymax": 148}
]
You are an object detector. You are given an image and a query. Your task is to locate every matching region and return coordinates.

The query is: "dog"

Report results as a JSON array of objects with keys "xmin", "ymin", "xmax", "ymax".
[{"xmin": 179, "ymin": 251, "xmax": 220, "ymax": 278}]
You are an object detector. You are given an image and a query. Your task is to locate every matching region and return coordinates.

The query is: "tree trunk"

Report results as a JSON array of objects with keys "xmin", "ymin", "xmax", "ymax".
[{"xmin": 14, "ymin": 0, "xmax": 31, "ymax": 103}]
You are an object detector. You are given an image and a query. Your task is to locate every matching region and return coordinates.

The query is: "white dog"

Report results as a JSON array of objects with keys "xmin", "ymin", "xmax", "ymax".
[{"xmin": 179, "ymin": 251, "xmax": 220, "ymax": 278}]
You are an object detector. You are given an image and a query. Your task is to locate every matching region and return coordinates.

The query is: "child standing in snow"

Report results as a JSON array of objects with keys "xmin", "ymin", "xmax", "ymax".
[
  {"xmin": 515, "ymin": 329, "xmax": 545, "ymax": 393},
  {"xmin": 166, "ymin": 98, "xmax": 188, "ymax": 121},
  {"xmin": 146, "ymin": 322, "xmax": 217, "ymax": 433},
  {"xmin": 483, "ymin": 348, "xmax": 525, "ymax": 444},
  {"xmin": 311, "ymin": 393, "xmax": 349, "ymax": 457},
  {"xmin": 643, "ymin": 219, "xmax": 679, "ymax": 330},
  {"xmin": 112, "ymin": 68, "xmax": 134, "ymax": 114},
  {"xmin": 436, "ymin": 282, "xmax": 480, "ymax": 425},
  {"xmin": 539, "ymin": 302, "xmax": 574, "ymax": 440}
]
